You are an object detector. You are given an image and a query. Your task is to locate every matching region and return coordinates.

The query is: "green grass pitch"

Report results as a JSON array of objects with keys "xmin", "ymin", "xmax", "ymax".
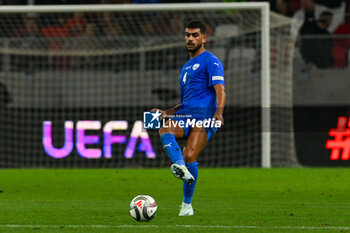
[{"xmin": 1, "ymin": 168, "xmax": 350, "ymax": 233}]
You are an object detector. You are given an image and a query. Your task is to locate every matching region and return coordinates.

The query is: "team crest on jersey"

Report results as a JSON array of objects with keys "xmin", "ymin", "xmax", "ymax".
[{"xmin": 193, "ymin": 63, "xmax": 200, "ymax": 70}]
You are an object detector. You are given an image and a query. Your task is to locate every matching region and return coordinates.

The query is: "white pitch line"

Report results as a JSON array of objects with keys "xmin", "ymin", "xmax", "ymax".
[{"xmin": 0, "ymin": 225, "xmax": 350, "ymax": 230}]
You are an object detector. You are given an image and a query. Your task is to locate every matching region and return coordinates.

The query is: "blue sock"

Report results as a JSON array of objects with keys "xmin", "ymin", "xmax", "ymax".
[
  {"xmin": 160, "ymin": 133, "xmax": 185, "ymax": 166},
  {"xmin": 183, "ymin": 161, "xmax": 199, "ymax": 204}
]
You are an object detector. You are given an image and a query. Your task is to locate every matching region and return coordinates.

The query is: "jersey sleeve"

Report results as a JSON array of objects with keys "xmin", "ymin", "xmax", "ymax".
[
  {"xmin": 207, "ymin": 57, "xmax": 225, "ymax": 87},
  {"xmin": 179, "ymin": 68, "xmax": 185, "ymax": 104},
  {"xmin": 180, "ymin": 85, "xmax": 184, "ymax": 104}
]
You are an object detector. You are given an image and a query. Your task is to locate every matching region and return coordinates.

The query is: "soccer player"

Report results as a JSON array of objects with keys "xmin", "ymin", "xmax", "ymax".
[{"xmin": 151, "ymin": 20, "xmax": 226, "ymax": 216}]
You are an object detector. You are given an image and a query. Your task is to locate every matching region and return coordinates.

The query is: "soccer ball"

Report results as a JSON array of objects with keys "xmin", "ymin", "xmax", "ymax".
[{"xmin": 129, "ymin": 195, "xmax": 157, "ymax": 222}]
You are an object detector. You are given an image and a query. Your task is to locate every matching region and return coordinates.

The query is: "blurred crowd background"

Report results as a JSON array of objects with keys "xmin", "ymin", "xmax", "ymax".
[{"xmin": 1, "ymin": 0, "xmax": 350, "ymax": 70}]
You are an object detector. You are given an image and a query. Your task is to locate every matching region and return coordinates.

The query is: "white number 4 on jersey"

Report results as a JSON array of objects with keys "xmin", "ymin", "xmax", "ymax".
[{"xmin": 183, "ymin": 72, "xmax": 187, "ymax": 84}]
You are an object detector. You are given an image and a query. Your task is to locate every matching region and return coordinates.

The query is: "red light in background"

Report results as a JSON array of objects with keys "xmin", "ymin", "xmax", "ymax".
[{"xmin": 326, "ymin": 117, "xmax": 350, "ymax": 160}]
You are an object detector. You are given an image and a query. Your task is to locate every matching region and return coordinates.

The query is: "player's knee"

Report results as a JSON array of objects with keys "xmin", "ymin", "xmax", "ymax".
[
  {"xmin": 159, "ymin": 127, "xmax": 170, "ymax": 136},
  {"xmin": 183, "ymin": 146, "xmax": 196, "ymax": 163}
]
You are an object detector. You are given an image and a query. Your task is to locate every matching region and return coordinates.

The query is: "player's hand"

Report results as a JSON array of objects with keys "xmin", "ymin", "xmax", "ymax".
[
  {"xmin": 213, "ymin": 113, "xmax": 224, "ymax": 126},
  {"xmin": 150, "ymin": 108, "xmax": 167, "ymax": 120}
]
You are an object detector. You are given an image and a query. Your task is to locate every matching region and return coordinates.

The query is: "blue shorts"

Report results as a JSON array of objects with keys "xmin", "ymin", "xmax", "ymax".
[{"xmin": 171, "ymin": 116, "xmax": 218, "ymax": 142}]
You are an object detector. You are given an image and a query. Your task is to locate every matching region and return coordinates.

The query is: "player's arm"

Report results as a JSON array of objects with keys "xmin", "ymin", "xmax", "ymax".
[
  {"xmin": 213, "ymin": 84, "xmax": 226, "ymax": 125},
  {"xmin": 164, "ymin": 104, "xmax": 181, "ymax": 116},
  {"xmin": 151, "ymin": 104, "xmax": 181, "ymax": 119}
]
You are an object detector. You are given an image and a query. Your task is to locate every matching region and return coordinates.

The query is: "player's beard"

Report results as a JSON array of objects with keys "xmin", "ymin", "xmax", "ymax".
[{"xmin": 187, "ymin": 43, "xmax": 202, "ymax": 55}]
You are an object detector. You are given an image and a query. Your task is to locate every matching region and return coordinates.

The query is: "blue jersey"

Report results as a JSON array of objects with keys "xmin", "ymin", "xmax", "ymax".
[{"xmin": 176, "ymin": 50, "xmax": 225, "ymax": 120}]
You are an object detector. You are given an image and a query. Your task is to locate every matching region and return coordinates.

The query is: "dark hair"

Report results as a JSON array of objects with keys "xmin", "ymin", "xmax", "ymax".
[
  {"xmin": 186, "ymin": 20, "xmax": 207, "ymax": 34},
  {"xmin": 318, "ymin": 11, "xmax": 333, "ymax": 24}
]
